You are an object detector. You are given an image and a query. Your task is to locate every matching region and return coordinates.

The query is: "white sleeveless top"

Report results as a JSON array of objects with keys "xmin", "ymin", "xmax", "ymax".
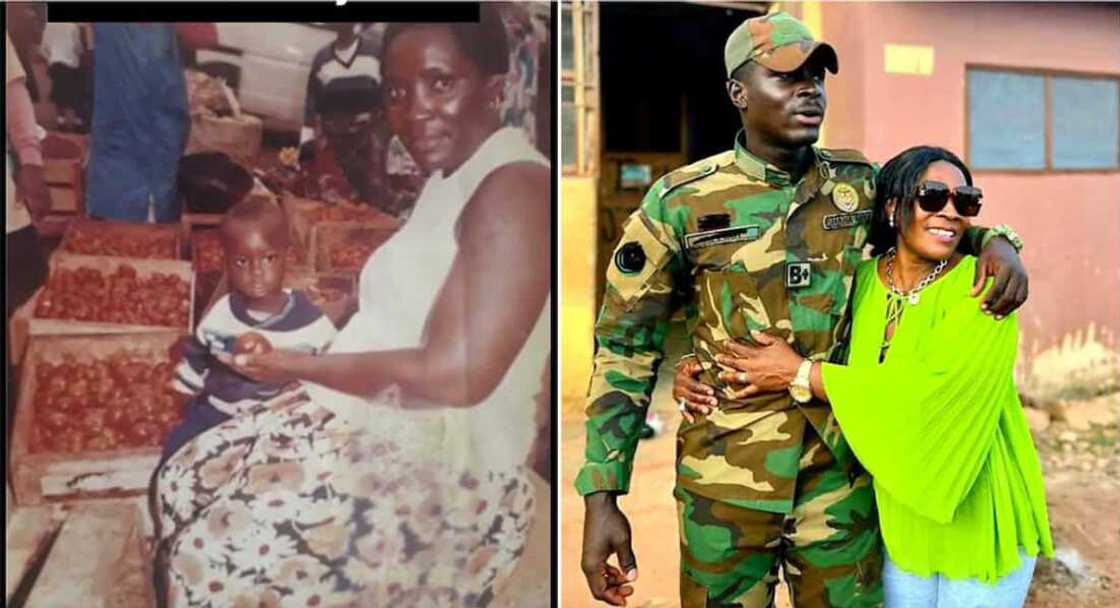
[{"xmin": 304, "ymin": 127, "xmax": 550, "ymax": 473}]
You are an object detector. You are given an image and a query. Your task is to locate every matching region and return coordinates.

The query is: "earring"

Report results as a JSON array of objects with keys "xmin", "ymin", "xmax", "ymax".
[{"xmin": 888, "ymin": 215, "xmax": 895, "ymax": 228}]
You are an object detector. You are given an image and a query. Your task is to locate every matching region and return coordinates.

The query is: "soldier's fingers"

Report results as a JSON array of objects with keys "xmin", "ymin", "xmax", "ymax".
[
  {"xmin": 723, "ymin": 341, "xmax": 758, "ymax": 358},
  {"xmin": 989, "ymin": 273, "xmax": 1020, "ymax": 318},
  {"xmin": 984, "ymin": 266, "xmax": 1015, "ymax": 316},
  {"xmin": 982, "ymin": 264, "xmax": 1012, "ymax": 313},
  {"xmin": 730, "ymin": 385, "xmax": 760, "ymax": 400},
  {"xmin": 583, "ymin": 564, "xmax": 613, "ymax": 604},
  {"xmin": 603, "ymin": 564, "xmax": 626, "ymax": 585},
  {"xmin": 678, "ymin": 373, "xmax": 715, "ymax": 397},
  {"xmin": 682, "ymin": 409, "xmax": 695, "ymax": 424},
  {"xmin": 1013, "ymin": 276, "xmax": 1029, "ymax": 312},
  {"xmin": 749, "ymin": 330, "xmax": 776, "ymax": 346},
  {"xmin": 586, "ymin": 565, "xmax": 627, "ymax": 606},
  {"xmin": 684, "ymin": 360, "xmax": 705, "ymax": 379},
  {"xmin": 970, "ymin": 257, "xmax": 990, "ymax": 298},
  {"xmin": 715, "ymin": 355, "xmax": 752, "ymax": 372},
  {"xmin": 683, "ymin": 399, "xmax": 710, "ymax": 415},
  {"xmin": 615, "ymin": 540, "xmax": 638, "ymax": 582}
]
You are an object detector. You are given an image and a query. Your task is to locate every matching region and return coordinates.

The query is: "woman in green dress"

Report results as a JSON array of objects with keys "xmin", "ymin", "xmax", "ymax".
[{"xmin": 674, "ymin": 146, "xmax": 1052, "ymax": 607}]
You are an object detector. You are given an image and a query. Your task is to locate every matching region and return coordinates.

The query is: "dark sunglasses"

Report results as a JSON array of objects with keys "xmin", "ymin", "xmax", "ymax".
[{"xmin": 915, "ymin": 181, "xmax": 983, "ymax": 217}]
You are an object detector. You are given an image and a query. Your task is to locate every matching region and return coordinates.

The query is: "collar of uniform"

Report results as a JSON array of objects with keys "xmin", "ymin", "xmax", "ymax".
[{"xmin": 733, "ymin": 130, "xmax": 792, "ymax": 188}]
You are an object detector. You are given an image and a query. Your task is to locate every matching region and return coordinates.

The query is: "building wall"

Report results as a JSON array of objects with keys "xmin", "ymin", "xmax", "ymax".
[
  {"xmin": 561, "ymin": 176, "xmax": 598, "ymax": 411},
  {"xmin": 821, "ymin": 2, "xmax": 1120, "ymax": 396}
]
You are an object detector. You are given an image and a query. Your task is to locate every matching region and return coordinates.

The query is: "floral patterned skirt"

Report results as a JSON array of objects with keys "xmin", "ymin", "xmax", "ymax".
[{"xmin": 154, "ymin": 391, "xmax": 536, "ymax": 607}]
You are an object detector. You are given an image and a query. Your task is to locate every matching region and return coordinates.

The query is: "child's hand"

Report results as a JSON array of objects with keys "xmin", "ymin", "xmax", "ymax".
[
  {"xmin": 169, "ymin": 336, "xmax": 194, "ymax": 366},
  {"xmin": 216, "ymin": 349, "xmax": 305, "ymax": 385}
]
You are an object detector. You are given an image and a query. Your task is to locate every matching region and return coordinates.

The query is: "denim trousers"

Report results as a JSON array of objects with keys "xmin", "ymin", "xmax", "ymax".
[{"xmin": 882, "ymin": 550, "xmax": 1036, "ymax": 608}]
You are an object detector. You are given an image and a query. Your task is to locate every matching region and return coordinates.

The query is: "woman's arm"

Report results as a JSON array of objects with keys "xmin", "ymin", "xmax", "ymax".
[{"xmin": 232, "ymin": 161, "xmax": 551, "ymax": 407}]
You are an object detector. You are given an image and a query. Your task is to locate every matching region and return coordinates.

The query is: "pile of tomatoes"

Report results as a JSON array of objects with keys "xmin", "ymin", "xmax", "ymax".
[
  {"xmin": 311, "ymin": 201, "xmax": 386, "ymax": 223},
  {"xmin": 306, "ymin": 282, "xmax": 350, "ymax": 308},
  {"xmin": 29, "ymin": 352, "xmax": 185, "ymax": 454},
  {"xmin": 193, "ymin": 231, "xmax": 305, "ymax": 274},
  {"xmin": 328, "ymin": 242, "xmax": 377, "ymax": 271},
  {"xmin": 34, "ymin": 264, "xmax": 190, "ymax": 328},
  {"xmin": 63, "ymin": 226, "xmax": 178, "ymax": 259}
]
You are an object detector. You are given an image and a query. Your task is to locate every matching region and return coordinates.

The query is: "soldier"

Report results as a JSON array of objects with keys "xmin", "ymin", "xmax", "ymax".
[{"xmin": 576, "ymin": 12, "xmax": 1029, "ymax": 608}]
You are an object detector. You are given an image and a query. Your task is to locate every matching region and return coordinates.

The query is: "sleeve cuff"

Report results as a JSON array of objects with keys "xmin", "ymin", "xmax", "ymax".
[{"xmin": 574, "ymin": 461, "xmax": 631, "ymax": 496}]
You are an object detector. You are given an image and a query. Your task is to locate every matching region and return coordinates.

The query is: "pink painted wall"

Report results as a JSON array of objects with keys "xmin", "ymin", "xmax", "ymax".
[{"xmin": 820, "ymin": 2, "xmax": 1120, "ymax": 384}]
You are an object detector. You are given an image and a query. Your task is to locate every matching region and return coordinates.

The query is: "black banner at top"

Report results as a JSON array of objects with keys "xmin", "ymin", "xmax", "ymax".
[{"xmin": 46, "ymin": 2, "xmax": 481, "ymax": 24}]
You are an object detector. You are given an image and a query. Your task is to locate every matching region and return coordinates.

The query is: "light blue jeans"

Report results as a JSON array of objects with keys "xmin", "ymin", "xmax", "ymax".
[{"xmin": 883, "ymin": 551, "xmax": 1037, "ymax": 608}]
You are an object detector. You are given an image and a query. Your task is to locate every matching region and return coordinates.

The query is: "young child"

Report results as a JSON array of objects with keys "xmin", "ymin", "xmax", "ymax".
[{"xmin": 162, "ymin": 198, "xmax": 336, "ymax": 461}]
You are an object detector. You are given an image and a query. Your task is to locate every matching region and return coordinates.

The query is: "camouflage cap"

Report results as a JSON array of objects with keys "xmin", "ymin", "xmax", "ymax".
[{"xmin": 724, "ymin": 12, "xmax": 839, "ymax": 78}]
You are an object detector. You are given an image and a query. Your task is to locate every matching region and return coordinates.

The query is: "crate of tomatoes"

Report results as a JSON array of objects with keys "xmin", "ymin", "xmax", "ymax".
[
  {"xmin": 281, "ymin": 194, "xmax": 399, "ymax": 256},
  {"xmin": 30, "ymin": 254, "xmax": 195, "ymax": 336},
  {"xmin": 189, "ymin": 226, "xmax": 309, "ymax": 275},
  {"xmin": 313, "ymin": 224, "xmax": 397, "ymax": 275},
  {"xmin": 10, "ymin": 333, "xmax": 187, "ymax": 505},
  {"xmin": 60, "ymin": 219, "xmax": 183, "ymax": 260}
]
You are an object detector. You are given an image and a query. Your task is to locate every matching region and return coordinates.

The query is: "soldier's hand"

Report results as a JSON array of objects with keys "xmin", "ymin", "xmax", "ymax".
[
  {"xmin": 971, "ymin": 237, "xmax": 1028, "ymax": 319},
  {"xmin": 716, "ymin": 332, "xmax": 801, "ymax": 399},
  {"xmin": 672, "ymin": 358, "xmax": 716, "ymax": 423},
  {"xmin": 582, "ymin": 492, "xmax": 638, "ymax": 606}
]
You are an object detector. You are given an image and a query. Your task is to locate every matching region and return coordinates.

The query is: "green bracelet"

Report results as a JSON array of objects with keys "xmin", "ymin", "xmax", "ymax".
[{"xmin": 980, "ymin": 224, "xmax": 1024, "ymax": 254}]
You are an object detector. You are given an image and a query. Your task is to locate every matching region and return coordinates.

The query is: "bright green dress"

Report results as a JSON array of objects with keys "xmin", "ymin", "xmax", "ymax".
[{"xmin": 820, "ymin": 256, "xmax": 1053, "ymax": 583}]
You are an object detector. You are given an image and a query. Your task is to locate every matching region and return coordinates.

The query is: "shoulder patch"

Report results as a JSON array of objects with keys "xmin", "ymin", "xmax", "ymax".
[
  {"xmin": 820, "ymin": 148, "xmax": 873, "ymax": 166},
  {"xmin": 660, "ymin": 151, "xmax": 734, "ymax": 197}
]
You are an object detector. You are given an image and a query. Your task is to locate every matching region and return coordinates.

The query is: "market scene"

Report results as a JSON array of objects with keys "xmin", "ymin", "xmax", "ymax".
[{"xmin": 6, "ymin": 4, "xmax": 552, "ymax": 606}]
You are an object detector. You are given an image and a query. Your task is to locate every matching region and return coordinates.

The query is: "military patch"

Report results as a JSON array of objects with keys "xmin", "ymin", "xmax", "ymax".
[
  {"xmin": 786, "ymin": 262, "xmax": 812, "ymax": 288},
  {"xmin": 614, "ymin": 242, "xmax": 646, "ymax": 274},
  {"xmin": 684, "ymin": 225, "xmax": 761, "ymax": 250},
  {"xmin": 697, "ymin": 213, "xmax": 731, "ymax": 231},
  {"xmin": 823, "ymin": 210, "xmax": 873, "ymax": 231},
  {"xmin": 831, "ymin": 182, "xmax": 860, "ymax": 212}
]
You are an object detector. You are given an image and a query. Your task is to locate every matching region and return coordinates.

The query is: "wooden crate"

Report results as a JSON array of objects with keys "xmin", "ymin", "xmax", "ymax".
[
  {"xmin": 29, "ymin": 253, "xmax": 195, "ymax": 336},
  {"xmin": 24, "ymin": 502, "xmax": 146, "ymax": 606},
  {"xmin": 307, "ymin": 272, "xmax": 358, "ymax": 326},
  {"xmin": 59, "ymin": 219, "xmax": 183, "ymax": 260},
  {"xmin": 312, "ymin": 222, "xmax": 397, "ymax": 274},
  {"xmin": 281, "ymin": 194, "xmax": 400, "ymax": 253},
  {"xmin": 10, "ymin": 333, "xmax": 181, "ymax": 505},
  {"xmin": 41, "ymin": 132, "xmax": 87, "ymax": 215}
]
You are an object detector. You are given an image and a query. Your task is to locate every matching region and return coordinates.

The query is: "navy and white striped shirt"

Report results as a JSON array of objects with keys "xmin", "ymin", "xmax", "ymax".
[{"xmin": 174, "ymin": 289, "xmax": 337, "ymax": 416}]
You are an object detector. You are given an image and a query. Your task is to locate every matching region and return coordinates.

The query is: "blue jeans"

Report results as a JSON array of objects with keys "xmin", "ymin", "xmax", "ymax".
[{"xmin": 883, "ymin": 551, "xmax": 1036, "ymax": 608}]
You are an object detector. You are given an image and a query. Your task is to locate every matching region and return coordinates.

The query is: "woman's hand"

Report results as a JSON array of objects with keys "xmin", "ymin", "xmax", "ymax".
[
  {"xmin": 215, "ymin": 349, "xmax": 310, "ymax": 385},
  {"xmin": 672, "ymin": 358, "xmax": 717, "ymax": 423},
  {"xmin": 715, "ymin": 332, "xmax": 803, "ymax": 400}
]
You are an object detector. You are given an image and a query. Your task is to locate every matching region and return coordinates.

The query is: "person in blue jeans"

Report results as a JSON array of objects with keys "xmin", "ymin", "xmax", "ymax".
[{"xmin": 85, "ymin": 24, "xmax": 190, "ymax": 222}]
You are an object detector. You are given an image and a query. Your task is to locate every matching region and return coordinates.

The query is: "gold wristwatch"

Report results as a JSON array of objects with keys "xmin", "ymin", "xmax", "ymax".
[{"xmin": 790, "ymin": 359, "xmax": 813, "ymax": 404}]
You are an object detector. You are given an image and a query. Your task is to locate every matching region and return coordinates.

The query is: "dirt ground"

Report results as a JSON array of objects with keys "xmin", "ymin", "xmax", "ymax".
[{"xmin": 561, "ymin": 327, "xmax": 1120, "ymax": 607}]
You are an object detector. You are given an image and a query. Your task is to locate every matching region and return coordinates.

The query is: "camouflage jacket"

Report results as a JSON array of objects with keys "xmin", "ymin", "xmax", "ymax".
[{"xmin": 575, "ymin": 135, "xmax": 879, "ymax": 514}]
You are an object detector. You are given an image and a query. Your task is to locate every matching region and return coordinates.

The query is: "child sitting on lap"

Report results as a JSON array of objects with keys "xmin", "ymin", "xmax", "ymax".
[{"xmin": 162, "ymin": 198, "xmax": 336, "ymax": 461}]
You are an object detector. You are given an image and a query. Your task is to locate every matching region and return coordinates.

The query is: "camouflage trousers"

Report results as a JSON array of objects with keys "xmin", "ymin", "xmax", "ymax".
[{"xmin": 676, "ymin": 427, "xmax": 884, "ymax": 608}]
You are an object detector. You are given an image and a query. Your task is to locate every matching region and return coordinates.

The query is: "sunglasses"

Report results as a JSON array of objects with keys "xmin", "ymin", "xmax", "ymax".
[{"xmin": 915, "ymin": 181, "xmax": 983, "ymax": 217}]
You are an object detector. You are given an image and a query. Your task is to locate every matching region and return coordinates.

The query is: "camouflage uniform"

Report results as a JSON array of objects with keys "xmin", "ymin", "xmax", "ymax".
[{"xmin": 575, "ymin": 134, "xmax": 885, "ymax": 607}]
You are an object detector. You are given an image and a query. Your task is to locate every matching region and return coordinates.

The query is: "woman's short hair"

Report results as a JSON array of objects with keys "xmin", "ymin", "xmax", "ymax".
[
  {"xmin": 382, "ymin": 5, "xmax": 510, "ymax": 77},
  {"xmin": 869, "ymin": 145, "xmax": 974, "ymax": 256}
]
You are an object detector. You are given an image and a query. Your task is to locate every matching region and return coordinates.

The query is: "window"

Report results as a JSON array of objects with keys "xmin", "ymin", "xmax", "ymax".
[
  {"xmin": 968, "ymin": 67, "xmax": 1120, "ymax": 172},
  {"xmin": 561, "ymin": 1, "xmax": 600, "ymax": 176}
]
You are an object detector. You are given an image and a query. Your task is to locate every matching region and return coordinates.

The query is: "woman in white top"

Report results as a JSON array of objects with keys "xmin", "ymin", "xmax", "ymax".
[{"xmin": 154, "ymin": 8, "xmax": 550, "ymax": 607}]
